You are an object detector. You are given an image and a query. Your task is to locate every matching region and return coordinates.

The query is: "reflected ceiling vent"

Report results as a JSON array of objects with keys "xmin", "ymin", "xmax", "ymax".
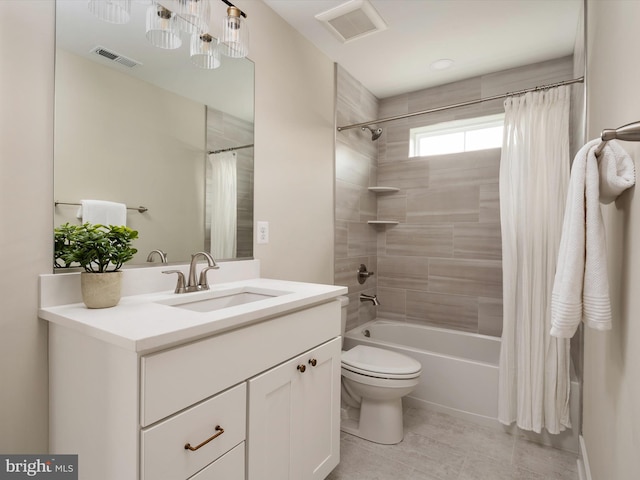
[
  {"xmin": 315, "ymin": 0, "xmax": 387, "ymax": 43},
  {"xmin": 90, "ymin": 46, "xmax": 142, "ymax": 69}
]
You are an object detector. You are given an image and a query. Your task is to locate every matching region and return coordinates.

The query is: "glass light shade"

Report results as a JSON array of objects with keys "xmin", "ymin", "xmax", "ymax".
[
  {"xmin": 88, "ymin": 0, "xmax": 131, "ymax": 24},
  {"xmin": 219, "ymin": 6, "xmax": 248, "ymax": 58},
  {"xmin": 177, "ymin": 0, "xmax": 210, "ymax": 34},
  {"xmin": 146, "ymin": 4, "xmax": 182, "ymax": 50},
  {"xmin": 190, "ymin": 33, "xmax": 220, "ymax": 69}
]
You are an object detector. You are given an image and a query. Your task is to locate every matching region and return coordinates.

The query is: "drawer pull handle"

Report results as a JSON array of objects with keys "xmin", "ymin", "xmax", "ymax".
[
  {"xmin": 309, "ymin": 358, "xmax": 317, "ymax": 367},
  {"xmin": 184, "ymin": 425, "xmax": 224, "ymax": 451},
  {"xmin": 297, "ymin": 364, "xmax": 306, "ymax": 373}
]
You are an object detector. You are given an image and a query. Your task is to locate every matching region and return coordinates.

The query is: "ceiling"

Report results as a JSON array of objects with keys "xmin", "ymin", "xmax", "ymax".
[{"xmin": 262, "ymin": 0, "xmax": 583, "ymax": 99}]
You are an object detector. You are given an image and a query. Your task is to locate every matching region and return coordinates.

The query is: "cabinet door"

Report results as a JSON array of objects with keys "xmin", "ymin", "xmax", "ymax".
[
  {"xmin": 247, "ymin": 348, "xmax": 304, "ymax": 480},
  {"xmin": 247, "ymin": 338, "xmax": 341, "ymax": 480},
  {"xmin": 298, "ymin": 338, "xmax": 341, "ymax": 480}
]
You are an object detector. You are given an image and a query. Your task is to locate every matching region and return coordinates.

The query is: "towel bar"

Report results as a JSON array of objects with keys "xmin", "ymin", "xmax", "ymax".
[
  {"xmin": 595, "ymin": 121, "xmax": 640, "ymax": 157},
  {"xmin": 55, "ymin": 201, "xmax": 148, "ymax": 213}
]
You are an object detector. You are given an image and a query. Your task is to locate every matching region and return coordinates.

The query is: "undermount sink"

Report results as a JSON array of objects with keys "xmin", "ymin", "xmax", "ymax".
[{"xmin": 158, "ymin": 287, "xmax": 290, "ymax": 313}]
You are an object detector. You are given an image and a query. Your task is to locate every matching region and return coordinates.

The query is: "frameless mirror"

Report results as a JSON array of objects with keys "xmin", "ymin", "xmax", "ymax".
[{"xmin": 53, "ymin": 0, "xmax": 254, "ymax": 271}]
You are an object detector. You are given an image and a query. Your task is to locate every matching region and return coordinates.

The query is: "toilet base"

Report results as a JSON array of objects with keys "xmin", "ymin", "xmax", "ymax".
[{"xmin": 340, "ymin": 397, "xmax": 405, "ymax": 444}]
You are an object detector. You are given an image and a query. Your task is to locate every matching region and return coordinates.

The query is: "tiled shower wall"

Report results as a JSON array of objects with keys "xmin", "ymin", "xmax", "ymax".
[
  {"xmin": 335, "ymin": 66, "xmax": 380, "ymax": 331},
  {"xmin": 335, "ymin": 56, "xmax": 574, "ymax": 336}
]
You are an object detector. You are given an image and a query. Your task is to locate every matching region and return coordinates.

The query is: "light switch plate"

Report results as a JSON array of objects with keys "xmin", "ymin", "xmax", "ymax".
[{"xmin": 257, "ymin": 221, "xmax": 269, "ymax": 244}]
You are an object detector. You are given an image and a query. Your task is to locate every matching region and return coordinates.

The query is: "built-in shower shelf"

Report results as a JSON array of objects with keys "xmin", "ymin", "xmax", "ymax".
[
  {"xmin": 368, "ymin": 186, "xmax": 399, "ymax": 193},
  {"xmin": 367, "ymin": 220, "xmax": 399, "ymax": 225}
]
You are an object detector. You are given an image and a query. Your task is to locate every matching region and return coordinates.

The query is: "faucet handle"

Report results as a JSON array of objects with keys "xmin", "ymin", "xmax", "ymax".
[
  {"xmin": 357, "ymin": 264, "xmax": 375, "ymax": 284},
  {"xmin": 162, "ymin": 270, "xmax": 186, "ymax": 294},
  {"xmin": 198, "ymin": 265, "xmax": 220, "ymax": 290}
]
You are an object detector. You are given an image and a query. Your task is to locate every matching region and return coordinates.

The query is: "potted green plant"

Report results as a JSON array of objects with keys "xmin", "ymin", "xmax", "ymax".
[{"xmin": 54, "ymin": 223, "xmax": 139, "ymax": 308}]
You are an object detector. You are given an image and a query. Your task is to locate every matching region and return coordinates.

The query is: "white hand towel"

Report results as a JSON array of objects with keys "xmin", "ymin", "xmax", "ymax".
[
  {"xmin": 77, "ymin": 199, "xmax": 127, "ymax": 226},
  {"xmin": 550, "ymin": 139, "xmax": 635, "ymax": 338}
]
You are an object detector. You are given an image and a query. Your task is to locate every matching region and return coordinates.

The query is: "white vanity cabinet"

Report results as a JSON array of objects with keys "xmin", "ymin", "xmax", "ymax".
[
  {"xmin": 248, "ymin": 337, "xmax": 341, "ymax": 480},
  {"xmin": 46, "ymin": 295, "xmax": 342, "ymax": 480}
]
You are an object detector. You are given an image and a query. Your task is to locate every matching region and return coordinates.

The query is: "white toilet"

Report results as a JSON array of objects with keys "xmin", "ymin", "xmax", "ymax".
[{"xmin": 339, "ymin": 297, "xmax": 422, "ymax": 445}]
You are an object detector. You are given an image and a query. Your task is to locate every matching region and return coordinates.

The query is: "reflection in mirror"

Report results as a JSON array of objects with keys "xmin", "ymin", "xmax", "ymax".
[{"xmin": 53, "ymin": 0, "xmax": 254, "ymax": 272}]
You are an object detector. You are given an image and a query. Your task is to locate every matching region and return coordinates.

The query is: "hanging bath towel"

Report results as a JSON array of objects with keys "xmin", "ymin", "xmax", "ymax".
[
  {"xmin": 550, "ymin": 139, "xmax": 635, "ymax": 338},
  {"xmin": 77, "ymin": 199, "xmax": 127, "ymax": 226}
]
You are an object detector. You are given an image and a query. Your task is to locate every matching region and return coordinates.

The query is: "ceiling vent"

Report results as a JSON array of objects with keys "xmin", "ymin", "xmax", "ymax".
[
  {"xmin": 90, "ymin": 46, "xmax": 142, "ymax": 69},
  {"xmin": 315, "ymin": 0, "xmax": 387, "ymax": 43}
]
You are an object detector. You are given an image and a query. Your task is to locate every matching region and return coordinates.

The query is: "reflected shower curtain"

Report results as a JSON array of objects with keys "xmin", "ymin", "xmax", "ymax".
[
  {"xmin": 498, "ymin": 86, "xmax": 572, "ymax": 434},
  {"xmin": 209, "ymin": 151, "xmax": 237, "ymax": 259}
]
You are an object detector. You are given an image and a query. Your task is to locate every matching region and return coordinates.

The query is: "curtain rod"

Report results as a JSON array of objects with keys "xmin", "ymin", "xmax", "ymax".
[
  {"xmin": 208, "ymin": 144, "xmax": 254, "ymax": 155},
  {"xmin": 336, "ymin": 76, "xmax": 585, "ymax": 132}
]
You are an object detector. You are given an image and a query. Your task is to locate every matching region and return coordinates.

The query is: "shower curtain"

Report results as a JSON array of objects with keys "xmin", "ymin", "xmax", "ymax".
[
  {"xmin": 209, "ymin": 151, "xmax": 237, "ymax": 259},
  {"xmin": 498, "ymin": 86, "xmax": 572, "ymax": 434}
]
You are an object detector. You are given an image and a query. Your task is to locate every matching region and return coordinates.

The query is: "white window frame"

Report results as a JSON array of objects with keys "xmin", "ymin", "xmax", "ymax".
[{"xmin": 409, "ymin": 113, "xmax": 505, "ymax": 157}]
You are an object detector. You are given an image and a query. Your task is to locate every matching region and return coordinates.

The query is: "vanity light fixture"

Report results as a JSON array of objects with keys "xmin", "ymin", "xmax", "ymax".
[
  {"xmin": 219, "ymin": 6, "xmax": 249, "ymax": 59},
  {"xmin": 88, "ymin": 0, "xmax": 249, "ymax": 68},
  {"xmin": 190, "ymin": 33, "xmax": 221, "ymax": 69},
  {"xmin": 145, "ymin": 4, "xmax": 182, "ymax": 50},
  {"xmin": 176, "ymin": 0, "xmax": 211, "ymax": 35},
  {"xmin": 88, "ymin": 0, "xmax": 131, "ymax": 24}
]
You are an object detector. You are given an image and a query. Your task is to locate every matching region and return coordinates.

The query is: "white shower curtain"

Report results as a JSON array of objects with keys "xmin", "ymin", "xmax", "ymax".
[
  {"xmin": 209, "ymin": 151, "xmax": 237, "ymax": 259},
  {"xmin": 498, "ymin": 86, "xmax": 572, "ymax": 434}
]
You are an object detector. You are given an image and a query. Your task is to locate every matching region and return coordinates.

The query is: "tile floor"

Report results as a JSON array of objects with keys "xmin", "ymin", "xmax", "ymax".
[{"xmin": 327, "ymin": 408, "xmax": 578, "ymax": 480}]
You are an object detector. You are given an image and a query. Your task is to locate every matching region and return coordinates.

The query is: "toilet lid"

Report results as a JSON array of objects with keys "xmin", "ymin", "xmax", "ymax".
[{"xmin": 341, "ymin": 345, "xmax": 422, "ymax": 376}]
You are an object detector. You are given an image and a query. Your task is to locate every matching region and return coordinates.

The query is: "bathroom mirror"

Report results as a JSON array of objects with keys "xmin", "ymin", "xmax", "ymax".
[{"xmin": 53, "ymin": 0, "xmax": 254, "ymax": 270}]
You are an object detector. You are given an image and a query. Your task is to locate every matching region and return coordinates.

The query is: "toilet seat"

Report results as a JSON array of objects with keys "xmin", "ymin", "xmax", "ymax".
[{"xmin": 341, "ymin": 345, "xmax": 422, "ymax": 379}]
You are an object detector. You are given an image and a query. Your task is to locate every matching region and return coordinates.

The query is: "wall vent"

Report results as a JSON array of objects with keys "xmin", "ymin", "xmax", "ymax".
[
  {"xmin": 91, "ymin": 46, "xmax": 142, "ymax": 69},
  {"xmin": 315, "ymin": 0, "xmax": 387, "ymax": 43}
]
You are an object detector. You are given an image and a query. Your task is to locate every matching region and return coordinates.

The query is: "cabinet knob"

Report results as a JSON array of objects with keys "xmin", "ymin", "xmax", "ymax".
[
  {"xmin": 297, "ymin": 364, "xmax": 306, "ymax": 373},
  {"xmin": 308, "ymin": 358, "xmax": 317, "ymax": 367}
]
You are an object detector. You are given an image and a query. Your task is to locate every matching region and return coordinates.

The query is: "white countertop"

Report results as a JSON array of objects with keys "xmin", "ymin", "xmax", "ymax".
[{"xmin": 39, "ymin": 277, "xmax": 347, "ymax": 353}]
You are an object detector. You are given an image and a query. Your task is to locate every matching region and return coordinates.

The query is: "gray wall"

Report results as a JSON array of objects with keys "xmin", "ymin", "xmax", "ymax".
[
  {"xmin": 0, "ymin": 1, "xmax": 54, "ymax": 453},
  {"xmin": 583, "ymin": 1, "xmax": 640, "ymax": 477},
  {"xmin": 335, "ymin": 56, "xmax": 575, "ymax": 336}
]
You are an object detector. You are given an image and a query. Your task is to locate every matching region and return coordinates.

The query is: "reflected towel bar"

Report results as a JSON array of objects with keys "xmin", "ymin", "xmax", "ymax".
[
  {"xmin": 595, "ymin": 121, "xmax": 640, "ymax": 157},
  {"xmin": 55, "ymin": 201, "xmax": 148, "ymax": 213}
]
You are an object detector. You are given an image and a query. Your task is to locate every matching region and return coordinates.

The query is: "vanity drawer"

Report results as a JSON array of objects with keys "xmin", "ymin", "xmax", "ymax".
[
  {"xmin": 190, "ymin": 442, "xmax": 245, "ymax": 480},
  {"xmin": 141, "ymin": 300, "xmax": 340, "ymax": 425},
  {"xmin": 141, "ymin": 383, "xmax": 246, "ymax": 480}
]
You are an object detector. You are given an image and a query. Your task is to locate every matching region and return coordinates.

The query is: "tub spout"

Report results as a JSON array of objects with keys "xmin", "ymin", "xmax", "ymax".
[{"xmin": 360, "ymin": 294, "xmax": 380, "ymax": 306}]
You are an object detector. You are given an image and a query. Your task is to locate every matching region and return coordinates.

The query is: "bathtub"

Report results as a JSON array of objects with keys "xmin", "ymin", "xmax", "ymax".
[{"xmin": 343, "ymin": 319, "xmax": 580, "ymax": 451}]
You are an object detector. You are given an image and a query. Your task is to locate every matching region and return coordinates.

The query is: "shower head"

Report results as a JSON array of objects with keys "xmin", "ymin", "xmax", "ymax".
[{"xmin": 361, "ymin": 125, "xmax": 383, "ymax": 141}]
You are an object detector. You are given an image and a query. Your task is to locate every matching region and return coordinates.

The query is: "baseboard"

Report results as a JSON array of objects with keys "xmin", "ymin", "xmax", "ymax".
[{"xmin": 577, "ymin": 435, "xmax": 592, "ymax": 480}]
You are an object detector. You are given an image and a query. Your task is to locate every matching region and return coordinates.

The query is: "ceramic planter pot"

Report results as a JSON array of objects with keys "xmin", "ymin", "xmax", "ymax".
[{"xmin": 80, "ymin": 271, "xmax": 123, "ymax": 309}]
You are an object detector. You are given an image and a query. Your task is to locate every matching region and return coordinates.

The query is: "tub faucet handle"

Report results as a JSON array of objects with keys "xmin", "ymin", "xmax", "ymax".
[{"xmin": 357, "ymin": 264, "xmax": 375, "ymax": 284}]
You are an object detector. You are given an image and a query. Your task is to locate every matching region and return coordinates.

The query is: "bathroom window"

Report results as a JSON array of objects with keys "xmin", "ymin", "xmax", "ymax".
[{"xmin": 409, "ymin": 113, "xmax": 504, "ymax": 157}]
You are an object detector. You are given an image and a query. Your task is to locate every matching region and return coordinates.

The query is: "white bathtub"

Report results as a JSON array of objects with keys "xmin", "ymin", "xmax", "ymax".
[{"xmin": 343, "ymin": 319, "xmax": 580, "ymax": 452}]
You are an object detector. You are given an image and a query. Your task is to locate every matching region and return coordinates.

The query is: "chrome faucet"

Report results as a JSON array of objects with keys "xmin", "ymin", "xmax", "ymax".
[
  {"xmin": 359, "ymin": 293, "xmax": 380, "ymax": 306},
  {"xmin": 162, "ymin": 251, "xmax": 219, "ymax": 294},
  {"xmin": 146, "ymin": 249, "xmax": 168, "ymax": 264}
]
